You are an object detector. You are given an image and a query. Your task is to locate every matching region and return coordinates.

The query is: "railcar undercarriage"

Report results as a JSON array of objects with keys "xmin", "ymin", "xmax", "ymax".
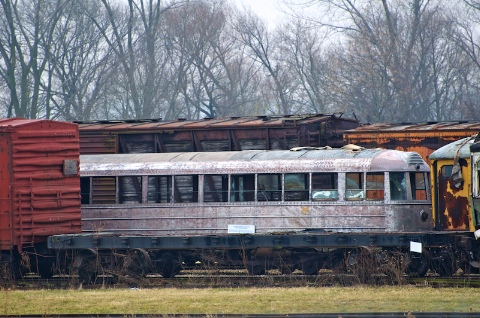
[{"xmin": 32, "ymin": 231, "xmax": 477, "ymax": 283}]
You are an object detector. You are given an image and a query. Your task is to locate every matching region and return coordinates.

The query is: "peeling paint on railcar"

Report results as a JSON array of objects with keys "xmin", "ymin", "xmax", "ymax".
[
  {"xmin": 430, "ymin": 138, "xmax": 474, "ymax": 231},
  {"xmin": 436, "ymin": 163, "xmax": 471, "ymax": 230},
  {"xmin": 344, "ymin": 122, "xmax": 480, "ymax": 163}
]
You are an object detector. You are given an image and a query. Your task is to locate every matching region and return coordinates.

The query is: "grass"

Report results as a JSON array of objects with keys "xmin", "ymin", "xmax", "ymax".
[{"xmin": 1, "ymin": 286, "xmax": 480, "ymax": 315}]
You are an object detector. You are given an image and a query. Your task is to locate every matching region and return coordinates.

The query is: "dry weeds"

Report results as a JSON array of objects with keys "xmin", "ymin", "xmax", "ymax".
[{"xmin": 1, "ymin": 286, "xmax": 479, "ymax": 315}]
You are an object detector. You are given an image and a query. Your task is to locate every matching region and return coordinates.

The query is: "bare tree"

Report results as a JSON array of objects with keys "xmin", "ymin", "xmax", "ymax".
[
  {"xmin": 233, "ymin": 8, "xmax": 295, "ymax": 115},
  {"xmin": 276, "ymin": 19, "xmax": 334, "ymax": 114},
  {"xmin": 85, "ymin": 0, "xmax": 177, "ymax": 119},
  {"xmin": 47, "ymin": 0, "xmax": 114, "ymax": 121},
  {"xmin": 158, "ymin": 0, "xmax": 264, "ymax": 119},
  {"xmin": 0, "ymin": 0, "xmax": 65, "ymax": 118},
  {"xmin": 299, "ymin": 0, "xmax": 467, "ymax": 123}
]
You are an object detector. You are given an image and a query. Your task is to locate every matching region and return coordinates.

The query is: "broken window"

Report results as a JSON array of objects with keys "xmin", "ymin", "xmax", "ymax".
[
  {"xmin": 284, "ymin": 173, "xmax": 309, "ymax": 201},
  {"xmin": 119, "ymin": 176, "xmax": 142, "ymax": 203},
  {"xmin": 390, "ymin": 172, "xmax": 407, "ymax": 201},
  {"xmin": 311, "ymin": 173, "xmax": 338, "ymax": 200},
  {"xmin": 410, "ymin": 172, "xmax": 428, "ymax": 200},
  {"xmin": 345, "ymin": 172, "xmax": 364, "ymax": 200}
]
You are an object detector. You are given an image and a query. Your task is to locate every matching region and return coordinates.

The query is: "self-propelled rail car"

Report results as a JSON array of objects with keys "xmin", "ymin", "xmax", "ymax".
[{"xmin": 46, "ymin": 146, "xmax": 464, "ymax": 280}]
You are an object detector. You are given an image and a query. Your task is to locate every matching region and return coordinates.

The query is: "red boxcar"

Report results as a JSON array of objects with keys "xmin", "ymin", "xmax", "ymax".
[{"xmin": 0, "ymin": 119, "xmax": 81, "ymax": 253}]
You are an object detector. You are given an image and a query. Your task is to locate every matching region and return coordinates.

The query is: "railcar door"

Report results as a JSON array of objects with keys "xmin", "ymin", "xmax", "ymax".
[{"xmin": 432, "ymin": 159, "xmax": 472, "ymax": 231}]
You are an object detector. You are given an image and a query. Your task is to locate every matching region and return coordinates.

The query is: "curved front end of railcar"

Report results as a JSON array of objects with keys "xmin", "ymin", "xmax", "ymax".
[{"xmin": 429, "ymin": 136, "xmax": 480, "ymax": 275}]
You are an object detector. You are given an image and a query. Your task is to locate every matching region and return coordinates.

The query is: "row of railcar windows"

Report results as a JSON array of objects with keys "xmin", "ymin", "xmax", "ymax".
[{"xmin": 80, "ymin": 172, "xmax": 428, "ymax": 204}]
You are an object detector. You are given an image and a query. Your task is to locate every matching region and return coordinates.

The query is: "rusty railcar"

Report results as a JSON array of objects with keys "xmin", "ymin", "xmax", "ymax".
[
  {"xmin": 343, "ymin": 122, "xmax": 480, "ymax": 163},
  {"xmin": 49, "ymin": 147, "xmax": 438, "ymax": 278},
  {"xmin": 0, "ymin": 119, "xmax": 81, "ymax": 277},
  {"xmin": 428, "ymin": 136, "xmax": 480, "ymax": 274},
  {"xmin": 76, "ymin": 113, "xmax": 359, "ymax": 154}
]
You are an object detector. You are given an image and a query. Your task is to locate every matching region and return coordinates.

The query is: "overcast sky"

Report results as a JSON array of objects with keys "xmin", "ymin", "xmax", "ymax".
[{"xmin": 235, "ymin": 0, "xmax": 284, "ymax": 26}]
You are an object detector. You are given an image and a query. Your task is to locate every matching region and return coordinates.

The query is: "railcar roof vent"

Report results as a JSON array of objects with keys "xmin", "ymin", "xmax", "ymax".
[{"xmin": 408, "ymin": 153, "xmax": 424, "ymax": 165}]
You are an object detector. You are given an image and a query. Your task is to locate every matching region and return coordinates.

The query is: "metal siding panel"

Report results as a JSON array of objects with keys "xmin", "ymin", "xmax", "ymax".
[
  {"xmin": 6, "ymin": 120, "xmax": 81, "ymax": 251},
  {"xmin": 79, "ymin": 134, "xmax": 117, "ymax": 154},
  {"xmin": 0, "ymin": 133, "xmax": 12, "ymax": 250},
  {"xmin": 80, "ymin": 201, "xmax": 427, "ymax": 236},
  {"xmin": 78, "ymin": 114, "xmax": 360, "ymax": 154}
]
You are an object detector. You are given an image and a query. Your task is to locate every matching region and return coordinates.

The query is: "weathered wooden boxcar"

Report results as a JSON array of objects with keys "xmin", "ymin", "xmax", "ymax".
[
  {"xmin": 343, "ymin": 122, "xmax": 480, "ymax": 163},
  {"xmin": 0, "ymin": 118, "xmax": 81, "ymax": 277},
  {"xmin": 76, "ymin": 113, "xmax": 359, "ymax": 154}
]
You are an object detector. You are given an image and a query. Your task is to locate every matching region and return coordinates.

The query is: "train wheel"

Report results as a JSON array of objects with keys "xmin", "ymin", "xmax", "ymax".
[
  {"xmin": 278, "ymin": 264, "xmax": 293, "ymax": 275},
  {"xmin": 432, "ymin": 256, "xmax": 456, "ymax": 277},
  {"xmin": 248, "ymin": 264, "xmax": 266, "ymax": 275},
  {"xmin": 123, "ymin": 249, "xmax": 153, "ymax": 278},
  {"xmin": 467, "ymin": 261, "xmax": 480, "ymax": 274},
  {"xmin": 300, "ymin": 260, "xmax": 319, "ymax": 275},
  {"xmin": 73, "ymin": 250, "xmax": 101, "ymax": 284},
  {"xmin": 155, "ymin": 253, "xmax": 182, "ymax": 278},
  {"xmin": 406, "ymin": 249, "xmax": 430, "ymax": 278},
  {"xmin": 0, "ymin": 252, "xmax": 21, "ymax": 284}
]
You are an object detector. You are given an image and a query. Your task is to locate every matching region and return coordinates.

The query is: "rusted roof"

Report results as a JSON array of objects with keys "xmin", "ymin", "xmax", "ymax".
[
  {"xmin": 348, "ymin": 121, "xmax": 480, "ymax": 133},
  {"xmin": 76, "ymin": 114, "xmax": 358, "ymax": 132}
]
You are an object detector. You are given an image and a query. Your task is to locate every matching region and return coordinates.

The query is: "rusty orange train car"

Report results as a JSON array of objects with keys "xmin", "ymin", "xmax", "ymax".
[{"xmin": 343, "ymin": 121, "xmax": 480, "ymax": 163}]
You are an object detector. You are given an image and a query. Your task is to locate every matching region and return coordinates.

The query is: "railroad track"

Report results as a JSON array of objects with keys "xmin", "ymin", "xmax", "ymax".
[{"xmin": 10, "ymin": 271, "xmax": 480, "ymax": 289}]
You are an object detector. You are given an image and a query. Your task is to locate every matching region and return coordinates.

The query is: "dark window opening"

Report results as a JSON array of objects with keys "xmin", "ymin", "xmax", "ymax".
[
  {"xmin": 148, "ymin": 176, "xmax": 172, "ymax": 203},
  {"xmin": 230, "ymin": 174, "xmax": 255, "ymax": 202},
  {"xmin": 80, "ymin": 177, "xmax": 91, "ymax": 204},
  {"xmin": 174, "ymin": 175, "xmax": 198, "ymax": 203},
  {"xmin": 204, "ymin": 174, "xmax": 228, "ymax": 202},
  {"xmin": 257, "ymin": 174, "xmax": 282, "ymax": 201}
]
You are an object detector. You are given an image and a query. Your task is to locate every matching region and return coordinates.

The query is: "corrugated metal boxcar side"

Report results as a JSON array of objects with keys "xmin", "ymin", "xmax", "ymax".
[
  {"xmin": 0, "ymin": 119, "xmax": 81, "ymax": 252},
  {"xmin": 76, "ymin": 113, "xmax": 359, "ymax": 154}
]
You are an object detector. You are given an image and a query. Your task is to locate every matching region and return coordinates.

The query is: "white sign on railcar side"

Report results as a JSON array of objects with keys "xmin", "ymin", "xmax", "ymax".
[
  {"xmin": 474, "ymin": 229, "xmax": 480, "ymax": 240},
  {"xmin": 228, "ymin": 224, "xmax": 255, "ymax": 234},
  {"xmin": 410, "ymin": 241, "xmax": 422, "ymax": 253}
]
